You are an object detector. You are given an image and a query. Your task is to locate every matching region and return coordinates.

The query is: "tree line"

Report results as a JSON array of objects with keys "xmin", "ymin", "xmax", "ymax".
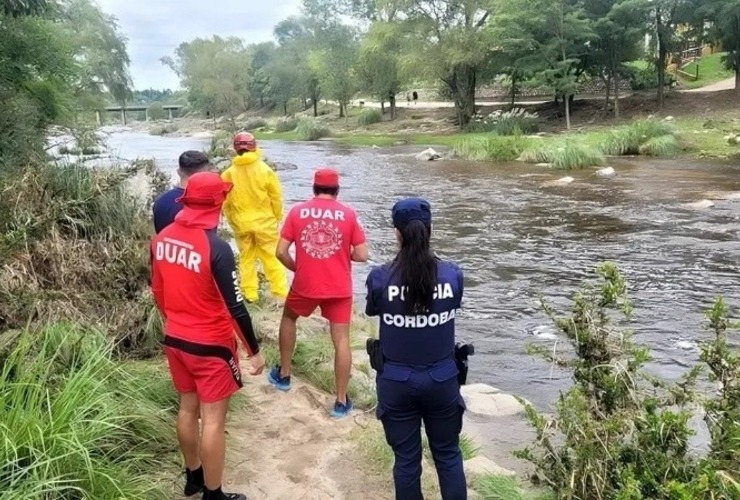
[
  {"xmin": 0, "ymin": 0, "xmax": 131, "ymax": 165},
  {"xmin": 163, "ymin": 0, "xmax": 740, "ymax": 130}
]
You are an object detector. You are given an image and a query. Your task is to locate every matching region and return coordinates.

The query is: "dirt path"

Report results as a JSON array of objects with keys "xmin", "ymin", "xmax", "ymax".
[
  {"xmin": 683, "ymin": 77, "xmax": 737, "ymax": 92},
  {"xmin": 220, "ymin": 368, "xmax": 389, "ymax": 500}
]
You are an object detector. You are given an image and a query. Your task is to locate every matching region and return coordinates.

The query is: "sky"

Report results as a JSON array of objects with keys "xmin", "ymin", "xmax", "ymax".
[{"xmin": 96, "ymin": 0, "xmax": 303, "ymax": 90}]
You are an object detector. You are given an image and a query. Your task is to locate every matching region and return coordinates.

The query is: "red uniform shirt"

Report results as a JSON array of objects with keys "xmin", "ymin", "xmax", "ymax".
[
  {"xmin": 150, "ymin": 222, "xmax": 259, "ymax": 354},
  {"xmin": 281, "ymin": 197, "xmax": 366, "ymax": 299}
]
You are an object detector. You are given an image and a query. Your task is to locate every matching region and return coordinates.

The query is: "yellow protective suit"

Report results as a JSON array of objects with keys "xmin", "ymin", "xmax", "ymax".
[{"xmin": 221, "ymin": 148, "xmax": 288, "ymax": 302}]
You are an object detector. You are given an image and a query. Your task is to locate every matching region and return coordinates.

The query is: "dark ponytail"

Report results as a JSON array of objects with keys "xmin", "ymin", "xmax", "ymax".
[{"xmin": 392, "ymin": 219, "xmax": 437, "ymax": 314}]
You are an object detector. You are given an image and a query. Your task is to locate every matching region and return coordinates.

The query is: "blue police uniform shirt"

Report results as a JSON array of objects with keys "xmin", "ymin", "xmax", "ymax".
[
  {"xmin": 152, "ymin": 187, "xmax": 185, "ymax": 234},
  {"xmin": 365, "ymin": 259, "xmax": 464, "ymax": 366}
]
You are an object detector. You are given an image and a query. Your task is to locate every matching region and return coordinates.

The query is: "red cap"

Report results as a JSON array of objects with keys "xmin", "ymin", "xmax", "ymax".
[
  {"xmin": 313, "ymin": 168, "xmax": 339, "ymax": 188},
  {"xmin": 176, "ymin": 172, "xmax": 233, "ymax": 207}
]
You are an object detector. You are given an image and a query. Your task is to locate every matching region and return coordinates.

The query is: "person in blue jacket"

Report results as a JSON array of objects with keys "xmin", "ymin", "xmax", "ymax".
[
  {"xmin": 365, "ymin": 197, "xmax": 467, "ymax": 500},
  {"xmin": 152, "ymin": 150, "xmax": 211, "ymax": 234}
]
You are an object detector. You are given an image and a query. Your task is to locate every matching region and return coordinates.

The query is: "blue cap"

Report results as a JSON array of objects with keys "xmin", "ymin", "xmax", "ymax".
[{"xmin": 392, "ymin": 197, "xmax": 432, "ymax": 230}]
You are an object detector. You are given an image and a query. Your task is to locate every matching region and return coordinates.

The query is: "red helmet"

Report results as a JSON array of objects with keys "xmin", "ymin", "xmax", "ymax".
[{"xmin": 233, "ymin": 132, "xmax": 257, "ymax": 152}]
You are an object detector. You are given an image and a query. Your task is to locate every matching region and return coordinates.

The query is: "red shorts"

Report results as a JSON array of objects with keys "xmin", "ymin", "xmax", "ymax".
[
  {"xmin": 163, "ymin": 336, "xmax": 242, "ymax": 403},
  {"xmin": 285, "ymin": 290, "xmax": 353, "ymax": 323}
]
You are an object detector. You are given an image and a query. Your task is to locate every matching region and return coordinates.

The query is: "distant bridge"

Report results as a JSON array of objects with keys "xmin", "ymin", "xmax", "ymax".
[{"xmin": 97, "ymin": 104, "xmax": 185, "ymax": 125}]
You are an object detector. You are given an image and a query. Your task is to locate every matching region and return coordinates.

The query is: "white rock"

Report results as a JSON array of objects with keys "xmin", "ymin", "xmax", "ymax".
[
  {"xmin": 535, "ymin": 162, "xmax": 551, "ymax": 168},
  {"xmin": 542, "ymin": 176, "xmax": 574, "ymax": 187},
  {"xmin": 684, "ymin": 199, "xmax": 715, "ymax": 209},
  {"xmin": 461, "ymin": 384, "xmax": 525, "ymax": 417},
  {"xmin": 596, "ymin": 166, "xmax": 616, "ymax": 177},
  {"xmin": 464, "ymin": 456, "xmax": 517, "ymax": 479},
  {"xmin": 415, "ymin": 148, "xmax": 442, "ymax": 161},
  {"xmin": 664, "ymin": 115, "xmax": 675, "ymax": 121}
]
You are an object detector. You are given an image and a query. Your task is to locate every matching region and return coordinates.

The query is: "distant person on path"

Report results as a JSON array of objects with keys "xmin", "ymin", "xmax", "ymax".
[
  {"xmin": 152, "ymin": 150, "xmax": 210, "ymax": 234},
  {"xmin": 150, "ymin": 171, "xmax": 265, "ymax": 500},
  {"xmin": 406, "ymin": 92, "xmax": 411, "ymax": 106},
  {"xmin": 365, "ymin": 198, "xmax": 467, "ymax": 499},
  {"xmin": 221, "ymin": 132, "xmax": 288, "ymax": 303},
  {"xmin": 412, "ymin": 91, "xmax": 418, "ymax": 104},
  {"xmin": 268, "ymin": 168, "xmax": 369, "ymax": 418}
]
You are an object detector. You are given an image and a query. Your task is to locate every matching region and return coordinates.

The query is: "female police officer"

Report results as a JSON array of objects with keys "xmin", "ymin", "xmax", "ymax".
[{"xmin": 365, "ymin": 197, "xmax": 467, "ymax": 500}]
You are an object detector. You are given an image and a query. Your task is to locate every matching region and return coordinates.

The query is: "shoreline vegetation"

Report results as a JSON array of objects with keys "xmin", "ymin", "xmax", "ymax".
[{"xmin": 134, "ymin": 91, "xmax": 740, "ymax": 170}]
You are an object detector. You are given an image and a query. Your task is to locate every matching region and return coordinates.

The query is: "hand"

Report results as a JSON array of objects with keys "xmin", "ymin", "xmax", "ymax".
[{"xmin": 248, "ymin": 351, "xmax": 265, "ymax": 376}]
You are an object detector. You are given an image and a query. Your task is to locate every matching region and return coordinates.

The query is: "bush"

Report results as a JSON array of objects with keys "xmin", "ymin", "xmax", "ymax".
[
  {"xmin": 0, "ymin": 161, "xmax": 164, "ymax": 355},
  {"xmin": 296, "ymin": 117, "xmax": 331, "ymax": 141},
  {"xmin": 149, "ymin": 123, "xmax": 179, "ymax": 136},
  {"xmin": 639, "ymin": 135, "xmax": 681, "ymax": 157},
  {"xmin": 518, "ymin": 148, "xmax": 554, "ymax": 164},
  {"xmin": 453, "ymin": 135, "xmax": 533, "ymax": 161},
  {"xmin": 243, "ymin": 117, "xmax": 268, "ymax": 130},
  {"xmin": 517, "ymin": 263, "xmax": 740, "ymax": 499},
  {"xmin": 600, "ymin": 120, "xmax": 677, "ymax": 156},
  {"xmin": 147, "ymin": 101, "xmax": 166, "ymax": 121},
  {"xmin": 275, "ymin": 116, "xmax": 298, "ymax": 132},
  {"xmin": 466, "ymin": 108, "xmax": 540, "ymax": 135},
  {"xmin": 0, "ymin": 323, "xmax": 177, "ymax": 499},
  {"xmin": 551, "ymin": 142, "xmax": 605, "ymax": 170},
  {"xmin": 358, "ymin": 109, "xmax": 383, "ymax": 126},
  {"xmin": 628, "ymin": 64, "xmax": 660, "ymax": 91}
]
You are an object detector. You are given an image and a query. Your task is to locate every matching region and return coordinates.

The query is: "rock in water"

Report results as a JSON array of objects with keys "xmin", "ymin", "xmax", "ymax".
[
  {"xmin": 596, "ymin": 166, "xmax": 616, "ymax": 177},
  {"xmin": 543, "ymin": 176, "xmax": 574, "ymax": 187},
  {"xmin": 535, "ymin": 162, "xmax": 552, "ymax": 168},
  {"xmin": 463, "ymin": 456, "xmax": 516, "ymax": 479},
  {"xmin": 415, "ymin": 148, "xmax": 442, "ymax": 161},
  {"xmin": 461, "ymin": 383, "xmax": 525, "ymax": 417},
  {"xmin": 684, "ymin": 199, "xmax": 715, "ymax": 209}
]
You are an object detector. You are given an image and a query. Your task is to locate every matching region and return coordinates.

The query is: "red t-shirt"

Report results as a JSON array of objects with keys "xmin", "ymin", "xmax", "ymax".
[{"xmin": 281, "ymin": 197, "xmax": 366, "ymax": 299}]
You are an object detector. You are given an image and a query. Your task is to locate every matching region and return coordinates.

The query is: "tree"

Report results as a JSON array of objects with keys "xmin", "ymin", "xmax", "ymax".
[
  {"xmin": 264, "ymin": 47, "xmax": 304, "ymax": 115},
  {"xmin": 584, "ymin": 0, "xmax": 649, "ymax": 118},
  {"xmin": 495, "ymin": 0, "xmax": 595, "ymax": 130},
  {"xmin": 707, "ymin": 0, "xmax": 740, "ymax": 91},
  {"xmin": 162, "ymin": 36, "xmax": 252, "ymax": 120},
  {"xmin": 308, "ymin": 23, "xmax": 359, "ymax": 118},
  {"xmin": 247, "ymin": 42, "xmax": 276, "ymax": 108},
  {"xmin": 63, "ymin": 0, "xmax": 133, "ymax": 108},
  {"xmin": 272, "ymin": 16, "xmax": 322, "ymax": 116},
  {"xmin": 357, "ymin": 21, "xmax": 407, "ymax": 119},
  {"xmin": 388, "ymin": 0, "xmax": 496, "ymax": 128}
]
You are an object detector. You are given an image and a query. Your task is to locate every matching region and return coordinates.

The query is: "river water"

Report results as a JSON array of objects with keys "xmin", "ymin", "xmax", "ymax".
[{"xmin": 104, "ymin": 130, "xmax": 740, "ymax": 410}]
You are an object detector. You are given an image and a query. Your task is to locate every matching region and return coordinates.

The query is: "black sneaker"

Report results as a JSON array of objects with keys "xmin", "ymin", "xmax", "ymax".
[
  {"xmin": 202, "ymin": 487, "xmax": 247, "ymax": 500},
  {"xmin": 184, "ymin": 467, "xmax": 204, "ymax": 496}
]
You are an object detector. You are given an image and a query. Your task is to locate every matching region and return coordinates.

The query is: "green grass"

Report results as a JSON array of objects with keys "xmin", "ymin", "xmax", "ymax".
[
  {"xmin": 358, "ymin": 109, "xmax": 383, "ymax": 126},
  {"xmin": 0, "ymin": 322, "xmax": 178, "ymax": 499},
  {"xmin": 474, "ymin": 475, "xmax": 555, "ymax": 500},
  {"xmin": 296, "ymin": 117, "xmax": 331, "ymax": 141},
  {"xmin": 600, "ymin": 119, "xmax": 677, "ymax": 156},
  {"xmin": 551, "ymin": 142, "xmax": 605, "ymax": 170},
  {"xmin": 453, "ymin": 135, "xmax": 533, "ymax": 161},
  {"xmin": 680, "ymin": 52, "xmax": 733, "ymax": 89},
  {"xmin": 274, "ymin": 116, "xmax": 299, "ymax": 132}
]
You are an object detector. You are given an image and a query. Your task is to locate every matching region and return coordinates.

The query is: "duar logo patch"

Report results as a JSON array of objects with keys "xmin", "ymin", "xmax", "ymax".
[{"xmin": 300, "ymin": 220, "xmax": 343, "ymax": 259}]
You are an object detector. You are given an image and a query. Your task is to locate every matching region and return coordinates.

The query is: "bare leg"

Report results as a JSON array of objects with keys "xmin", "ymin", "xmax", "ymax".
[
  {"xmin": 177, "ymin": 392, "xmax": 201, "ymax": 470},
  {"xmin": 200, "ymin": 398, "xmax": 230, "ymax": 490},
  {"xmin": 279, "ymin": 306, "xmax": 299, "ymax": 378},
  {"xmin": 330, "ymin": 322, "xmax": 351, "ymax": 404}
]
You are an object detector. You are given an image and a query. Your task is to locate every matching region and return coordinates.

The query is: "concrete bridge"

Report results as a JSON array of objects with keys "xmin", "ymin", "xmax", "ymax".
[{"xmin": 98, "ymin": 104, "xmax": 184, "ymax": 125}]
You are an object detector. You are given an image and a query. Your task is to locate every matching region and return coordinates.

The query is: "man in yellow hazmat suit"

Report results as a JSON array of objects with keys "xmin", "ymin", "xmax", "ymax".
[{"xmin": 221, "ymin": 132, "xmax": 289, "ymax": 302}]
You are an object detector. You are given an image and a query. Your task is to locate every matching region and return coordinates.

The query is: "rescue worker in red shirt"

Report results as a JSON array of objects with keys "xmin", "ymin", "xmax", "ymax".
[
  {"xmin": 150, "ymin": 171, "xmax": 265, "ymax": 500},
  {"xmin": 269, "ymin": 168, "xmax": 368, "ymax": 418}
]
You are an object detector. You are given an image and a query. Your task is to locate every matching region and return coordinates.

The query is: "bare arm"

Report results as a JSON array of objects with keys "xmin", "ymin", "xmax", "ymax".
[
  {"xmin": 276, "ymin": 237, "xmax": 296, "ymax": 272},
  {"xmin": 351, "ymin": 242, "xmax": 369, "ymax": 263}
]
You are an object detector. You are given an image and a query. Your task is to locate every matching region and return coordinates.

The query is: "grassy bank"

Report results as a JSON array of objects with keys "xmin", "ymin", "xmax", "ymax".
[
  {"xmin": 0, "ymin": 157, "xmax": 178, "ymax": 498},
  {"xmin": 0, "ymin": 323, "xmax": 178, "ymax": 499},
  {"xmin": 200, "ymin": 93, "xmax": 740, "ymax": 166}
]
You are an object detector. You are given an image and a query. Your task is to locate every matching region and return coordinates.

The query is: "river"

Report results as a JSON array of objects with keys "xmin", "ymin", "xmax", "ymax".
[{"xmin": 104, "ymin": 129, "xmax": 740, "ymax": 410}]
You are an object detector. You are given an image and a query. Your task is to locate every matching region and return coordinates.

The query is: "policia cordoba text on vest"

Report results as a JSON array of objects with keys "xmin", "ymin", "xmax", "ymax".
[{"xmin": 365, "ymin": 197, "xmax": 473, "ymax": 500}]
